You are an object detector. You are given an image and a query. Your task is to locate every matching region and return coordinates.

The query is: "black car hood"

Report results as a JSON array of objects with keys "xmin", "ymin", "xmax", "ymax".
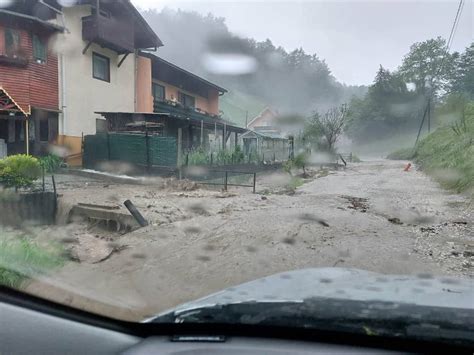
[{"xmin": 145, "ymin": 268, "xmax": 474, "ymax": 321}]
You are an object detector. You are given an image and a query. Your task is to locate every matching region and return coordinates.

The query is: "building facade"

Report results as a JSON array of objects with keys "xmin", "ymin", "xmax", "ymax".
[
  {"xmin": 0, "ymin": 3, "xmax": 62, "ymax": 156},
  {"xmin": 51, "ymin": 0, "xmax": 162, "ymax": 164}
]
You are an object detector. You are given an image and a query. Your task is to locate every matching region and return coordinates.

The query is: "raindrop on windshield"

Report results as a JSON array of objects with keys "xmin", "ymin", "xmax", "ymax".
[
  {"xmin": 0, "ymin": 0, "xmax": 14, "ymax": 8},
  {"xmin": 57, "ymin": 0, "xmax": 77, "ymax": 7},
  {"xmin": 202, "ymin": 53, "xmax": 258, "ymax": 76}
]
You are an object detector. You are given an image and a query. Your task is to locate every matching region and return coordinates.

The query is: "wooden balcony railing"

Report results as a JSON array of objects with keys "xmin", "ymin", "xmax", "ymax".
[{"xmin": 82, "ymin": 15, "xmax": 134, "ymax": 54}]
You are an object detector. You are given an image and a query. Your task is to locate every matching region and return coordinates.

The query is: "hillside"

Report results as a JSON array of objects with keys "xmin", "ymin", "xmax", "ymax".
[
  {"xmin": 141, "ymin": 8, "xmax": 366, "ymax": 121},
  {"xmin": 220, "ymin": 91, "xmax": 268, "ymax": 128}
]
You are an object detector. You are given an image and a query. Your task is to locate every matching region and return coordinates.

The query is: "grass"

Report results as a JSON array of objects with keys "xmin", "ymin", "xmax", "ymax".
[
  {"xmin": 287, "ymin": 177, "xmax": 304, "ymax": 190},
  {"xmin": 0, "ymin": 237, "xmax": 65, "ymax": 289},
  {"xmin": 386, "ymin": 147, "xmax": 417, "ymax": 160},
  {"xmin": 387, "ymin": 103, "xmax": 474, "ymax": 194}
]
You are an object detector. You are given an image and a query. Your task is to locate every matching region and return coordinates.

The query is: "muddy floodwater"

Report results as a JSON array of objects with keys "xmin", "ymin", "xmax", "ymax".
[{"xmin": 25, "ymin": 160, "xmax": 473, "ymax": 321}]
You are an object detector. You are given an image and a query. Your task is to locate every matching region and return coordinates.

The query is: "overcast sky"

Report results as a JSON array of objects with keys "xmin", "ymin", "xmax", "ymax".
[{"xmin": 132, "ymin": 0, "xmax": 473, "ymax": 86}]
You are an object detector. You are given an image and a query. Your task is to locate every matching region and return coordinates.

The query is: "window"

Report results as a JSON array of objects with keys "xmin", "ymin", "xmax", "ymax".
[
  {"xmin": 152, "ymin": 83, "xmax": 165, "ymax": 102},
  {"xmin": 92, "ymin": 52, "xmax": 110, "ymax": 82},
  {"xmin": 32, "ymin": 35, "xmax": 47, "ymax": 64},
  {"xmin": 39, "ymin": 120, "xmax": 49, "ymax": 142},
  {"xmin": 178, "ymin": 92, "xmax": 195, "ymax": 108},
  {"xmin": 5, "ymin": 28, "xmax": 20, "ymax": 56}
]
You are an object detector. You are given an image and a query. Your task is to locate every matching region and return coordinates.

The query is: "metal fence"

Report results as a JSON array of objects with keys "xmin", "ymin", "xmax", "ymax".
[
  {"xmin": 83, "ymin": 133, "xmax": 177, "ymax": 171},
  {"xmin": 182, "ymin": 168, "xmax": 258, "ymax": 193}
]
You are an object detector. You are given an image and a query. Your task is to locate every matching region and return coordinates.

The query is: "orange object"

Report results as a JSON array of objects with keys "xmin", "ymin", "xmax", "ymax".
[{"xmin": 403, "ymin": 163, "xmax": 412, "ymax": 172}]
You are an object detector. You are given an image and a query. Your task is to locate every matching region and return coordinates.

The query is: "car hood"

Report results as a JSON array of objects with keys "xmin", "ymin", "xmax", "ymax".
[{"xmin": 145, "ymin": 268, "xmax": 474, "ymax": 321}]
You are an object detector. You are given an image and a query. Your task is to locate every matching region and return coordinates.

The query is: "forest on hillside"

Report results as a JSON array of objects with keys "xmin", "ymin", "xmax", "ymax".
[{"xmin": 141, "ymin": 8, "xmax": 367, "ymax": 116}]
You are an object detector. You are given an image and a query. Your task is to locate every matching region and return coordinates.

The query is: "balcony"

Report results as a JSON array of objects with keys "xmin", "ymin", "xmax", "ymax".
[
  {"xmin": 82, "ymin": 15, "xmax": 134, "ymax": 54},
  {"xmin": 153, "ymin": 100, "xmax": 222, "ymax": 124},
  {"xmin": 0, "ymin": 53, "xmax": 28, "ymax": 68}
]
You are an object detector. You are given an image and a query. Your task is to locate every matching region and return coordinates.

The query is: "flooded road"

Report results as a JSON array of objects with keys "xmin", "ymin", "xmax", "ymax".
[{"xmin": 26, "ymin": 160, "xmax": 473, "ymax": 320}]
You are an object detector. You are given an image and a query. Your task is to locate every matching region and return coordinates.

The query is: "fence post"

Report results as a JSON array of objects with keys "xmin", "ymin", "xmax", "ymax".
[
  {"xmin": 42, "ymin": 166, "xmax": 45, "ymax": 192},
  {"xmin": 262, "ymin": 153, "xmax": 265, "ymax": 164},
  {"xmin": 350, "ymin": 152, "xmax": 353, "ymax": 163},
  {"xmin": 224, "ymin": 171, "xmax": 228, "ymax": 191},
  {"xmin": 106, "ymin": 132, "xmax": 111, "ymax": 160},
  {"xmin": 145, "ymin": 130, "xmax": 151, "ymax": 173},
  {"xmin": 210, "ymin": 152, "xmax": 213, "ymax": 166},
  {"xmin": 253, "ymin": 172, "xmax": 256, "ymax": 193},
  {"xmin": 81, "ymin": 132, "xmax": 84, "ymax": 168},
  {"xmin": 186, "ymin": 153, "xmax": 189, "ymax": 166},
  {"xmin": 177, "ymin": 128, "xmax": 182, "ymax": 180}
]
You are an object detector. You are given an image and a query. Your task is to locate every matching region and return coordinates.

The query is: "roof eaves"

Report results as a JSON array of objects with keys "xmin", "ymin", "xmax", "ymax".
[
  {"xmin": 123, "ymin": 1, "xmax": 163, "ymax": 48},
  {"xmin": 140, "ymin": 51, "xmax": 228, "ymax": 93}
]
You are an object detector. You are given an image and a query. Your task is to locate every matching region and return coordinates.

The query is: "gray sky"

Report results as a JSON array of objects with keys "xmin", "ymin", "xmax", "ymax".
[{"xmin": 132, "ymin": 0, "xmax": 473, "ymax": 86}]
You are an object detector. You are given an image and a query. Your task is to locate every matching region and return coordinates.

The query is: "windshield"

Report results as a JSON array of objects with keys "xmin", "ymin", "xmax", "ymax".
[{"xmin": 0, "ymin": 0, "xmax": 473, "ymax": 343}]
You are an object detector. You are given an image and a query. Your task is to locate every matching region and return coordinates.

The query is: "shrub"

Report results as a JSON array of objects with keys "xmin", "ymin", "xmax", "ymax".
[
  {"xmin": 351, "ymin": 154, "xmax": 362, "ymax": 163},
  {"xmin": 187, "ymin": 149, "xmax": 209, "ymax": 165},
  {"xmin": 282, "ymin": 160, "xmax": 294, "ymax": 175},
  {"xmin": 39, "ymin": 154, "xmax": 62, "ymax": 173},
  {"xmin": 293, "ymin": 152, "xmax": 309, "ymax": 175},
  {"xmin": 0, "ymin": 155, "xmax": 41, "ymax": 190}
]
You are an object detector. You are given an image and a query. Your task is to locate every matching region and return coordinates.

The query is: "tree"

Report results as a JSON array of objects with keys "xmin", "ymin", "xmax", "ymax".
[
  {"xmin": 451, "ymin": 43, "xmax": 474, "ymax": 98},
  {"xmin": 398, "ymin": 37, "xmax": 454, "ymax": 96},
  {"xmin": 346, "ymin": 65, "xmax": 424, "ymax": 142},
  {"xmin": 302, "ymin": 112, "xmax": 322, "ymax": 145},
  {"xmin": 310, "ymin": 104, "xmax": 348, "ymax": 151}
]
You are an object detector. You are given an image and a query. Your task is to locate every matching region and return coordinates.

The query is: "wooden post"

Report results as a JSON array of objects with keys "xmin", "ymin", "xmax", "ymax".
[
  {"xmin": 25, "ymin": 119, "xmax": 29, "ymax": 155},
  {"xmin": 177, "ymin": 127, "xmax": 182, "ymax": 179},
  {"xmin": 234, "ymin": 132, "xmax": 238, "ymax": 149},
  {"xmin": 224, "ymin": 171, "xmax": 228, "ymax": 191},
  {"xmin": 200, "ymin": 120, "xmax": 204, "ymax": 147},
  {"xmin": 223, "ymin": 124, "xmax": 226, "ymax": 150},
  {"xmin": 253, "ymin": 173, "xmax": 256, "ymax": 194},
  {"xmin": 214, "ymin": 122, "xmax": 217, "ymax": 151}
]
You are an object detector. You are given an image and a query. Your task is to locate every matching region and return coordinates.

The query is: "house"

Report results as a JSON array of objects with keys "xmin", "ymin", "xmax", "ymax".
[
  {"xmin": 247, "ymin": 107, "xmax": 279, "ymax": 129},
  {"xmin": 1, "ymin": 0, "xmax": 245, "ymax": 169},
  {"xmin": 51, "ymin": 0, "xmax": 163, "ymax": 164},
  {"xmin": 0, "ymin": 2, "xmax": 63, "ymax": 156},
  {"xmin": 98, "ymin": 53, "xmax": 246, "ymax": 155},
  {"xmin": 242, "ymin": 106, "xmax": 289, "ymax": 160}
]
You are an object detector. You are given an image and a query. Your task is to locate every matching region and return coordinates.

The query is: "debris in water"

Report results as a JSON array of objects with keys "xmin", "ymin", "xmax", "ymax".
[
  {"xmin": 388, "ymin": 217, "xmax": 403, "ymax": 225},
  {"xmin": 340, "ymin": 195, "xmax": 369, "ymax": 212}
]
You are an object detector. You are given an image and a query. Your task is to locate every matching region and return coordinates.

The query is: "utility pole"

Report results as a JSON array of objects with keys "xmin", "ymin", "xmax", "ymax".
[{"xmin": 427, "ymin": 97, "xmax": 431, "ymax": 133}]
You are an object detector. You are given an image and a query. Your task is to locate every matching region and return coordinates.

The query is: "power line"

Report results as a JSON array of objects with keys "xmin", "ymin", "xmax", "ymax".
[
  {"xmin": 447, "ymin": 0, "xmax": 464, "ymax": 49},
  {"xmin": 414, "ymin": 0, "xmax": 464, "ymax": 145}
]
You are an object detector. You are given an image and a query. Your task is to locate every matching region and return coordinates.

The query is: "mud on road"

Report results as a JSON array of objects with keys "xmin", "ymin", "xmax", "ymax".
[{"xmin": 25, "ymin": 160, "xmax": 473, "ymax": 321}]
